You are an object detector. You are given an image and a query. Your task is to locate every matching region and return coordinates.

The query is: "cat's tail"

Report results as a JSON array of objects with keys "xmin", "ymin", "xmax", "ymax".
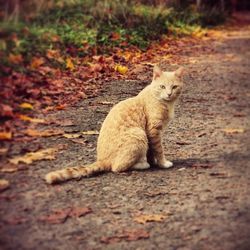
[{"xmin": 45, "ymin": 161, "xmax": 108, "ymax": 184}]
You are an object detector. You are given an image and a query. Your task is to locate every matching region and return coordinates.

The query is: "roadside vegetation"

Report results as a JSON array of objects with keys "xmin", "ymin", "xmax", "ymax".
[{"xmin": 0, "ymin": 0, "xmax": 227, "ymax": 73}]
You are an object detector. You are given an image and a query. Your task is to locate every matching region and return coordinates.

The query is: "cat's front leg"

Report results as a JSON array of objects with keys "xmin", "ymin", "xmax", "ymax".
[{"xmin": 148, "ymin": 129, "xmax": 173, "ymax": 169}]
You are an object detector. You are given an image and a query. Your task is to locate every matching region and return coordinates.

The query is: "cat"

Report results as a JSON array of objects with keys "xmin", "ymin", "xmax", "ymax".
[{"xmin": 45, "ymin": 65, "xmax": 184, "ymax": 184}]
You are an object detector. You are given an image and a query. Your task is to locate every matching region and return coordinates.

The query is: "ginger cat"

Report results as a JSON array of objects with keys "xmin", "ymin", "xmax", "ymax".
[{"xmin": 45, "ymin": 65, "xmax": 184, "ymax": 184}]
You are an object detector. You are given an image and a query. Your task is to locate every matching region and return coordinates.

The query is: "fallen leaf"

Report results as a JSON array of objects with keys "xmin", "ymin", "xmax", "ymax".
[
  {"xmin": 8, "ymin": 53, "xmax": 23, "ymax": 64},
  {"xmin": 39, "ymin": 208, "xmax": 71, "ymax": 224},
  {"xmin": 70, "ymin": 138, "xmax": 87, "ymax": 144},
  {"xmin": 134, "ymin": 214, "xmax": 166, "ymax": 224},
  {"xmin": 63, "ymin": 133, "xmax": 82, "ymax": 139},
  {"xmin": 25, "ymin": 129, "xmax": 64, "ymax": 137},
  {"xmin": 0, "ymin": 132, "xmax": 12, "ymax": 140},
  {"xmin": 1, "ymin": 104, "xmax": 13, "ymax": 117},
  {"xmin": 66, "ymin": 58, "xmax": 74, "ymax": 70},
  {"xmin": 20, "ymin": 102, "xmax": 33, "ymax": 110},
  {"xmin": 100, "ymin": 229, "xmax": 149, "ymax": 244},
  {"xmin": 9, "ymin": 147, "xmax": 59, "ymax": 165},
  {"xmin": 221, "ymin": 128, "xmax": 244, "ymax": 134},
  {"xmin": 39, "ymin": 206, "xmax": 92, "ymax": 224},
  {"xmin": 81, "ymin": 130, "xmax": 99, "ymax": 135},
  {"xmin": 55, "ymin": 104, "xmax": 66, "ymax": 110},
  {"xmin": 111, "ymin": 32, "xmax": 121, "ymax": 41},
  {"xmin": 69, "ymin": 207, "xmax": 92, "ymax": 217},
  {"xmin": 0, "ymin": 179, "xmax": 10, "ymax": 192},
  {"xmin": 0, "ymin": 148, "xmax": 8, "ymax": 155},
  {"xmin": 46, "ymin": 49, "xmax": 60, "ymax": 59},
  {"xmin": 30, "ymin": 57, "xmax": 45, "ymax": 69},
  {"xmin": 98, "ymin": 101, "xmax": 115, "ymax": 105},
  {"xmin": 0, "ymin": 164, "xmax": 18, "ymax": 173},
  {"xmin": 17, "ymin": 114, "xmax": 45, "ymax": 123},
  {"xmin": 115, "ymin": 65, "xmax": 128, "ymax": 74}
]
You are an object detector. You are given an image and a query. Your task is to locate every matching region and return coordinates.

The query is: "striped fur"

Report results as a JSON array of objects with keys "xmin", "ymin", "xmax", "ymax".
[{"xmin": 45, "ymin": 66, "xmax": 184, "ymax": 184}]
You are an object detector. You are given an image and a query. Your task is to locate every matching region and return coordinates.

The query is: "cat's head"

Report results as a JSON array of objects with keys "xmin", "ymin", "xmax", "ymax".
[{"xmin": 151, "ymin": 65, "xmax": 184, "ymax": 102}]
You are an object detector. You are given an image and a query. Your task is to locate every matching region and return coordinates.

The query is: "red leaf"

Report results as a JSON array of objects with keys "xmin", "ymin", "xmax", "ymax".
[
  {"xmin": 69, "ymin": 207, "xmax": 92, "ymax": 217},
  {"xmin": 0, "ymin": 104, "xmax": 14, "ymax": 117},
  {"xmin": 39, "ymin": 208, "xmax": 71, "ymax": 224}
]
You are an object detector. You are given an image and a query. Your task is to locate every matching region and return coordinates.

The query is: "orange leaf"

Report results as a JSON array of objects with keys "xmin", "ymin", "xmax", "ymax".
[
  {"xmin": 221, "ymin": 128, "xmax": 245, "ymax": 134},
  {"xmin": 66, "ymin": 58, "xmax": 74, "ymax": 70},
  {"xmin": 19, "ymin": 102, "xmax": 33, "ymax": 110},
  {"xmin": 46, "ymin": 49, "xmax": 59, "ymax": 59},
  {"xmin": 8, "ymin": 53, "xmax": 23, "ymax": 64},
  {"xmin": 30, "ymin": 57, "xmax": 45, "ymax": 69},
  {"xmin": 25, "ymin": 129, "xmax": 64, "ymax": 137},
  {"xmin": 9, "ymin": 147, "xmax": 59, "ymax": 165},
  {"xmin": 111, "ymin": 32, "xmax": 121, "ymax": 41},
  {"xmin": 133, "ymin": 214, "xmax": 166, "ymax": 224},
  {"xmin": 17, "ymin": 114, "xmax": 45, "ymax": 123},
  {"xmin": 0, "ymin": 132, "xmax": 12, "ymax": 140}
]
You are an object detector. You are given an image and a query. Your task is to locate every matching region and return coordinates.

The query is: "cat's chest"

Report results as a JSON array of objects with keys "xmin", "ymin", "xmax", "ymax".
[{"xmin": 167, "ymin": 102, "xmax": 175, "ymax": 120}]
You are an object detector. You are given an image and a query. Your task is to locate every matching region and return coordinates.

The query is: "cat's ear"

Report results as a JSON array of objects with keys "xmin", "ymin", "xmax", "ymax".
[
  {"xmin": 153, "ymin": 65, "xmax": 163, "ymax": 80},
  {"xmin": 174, "ymin": 67, "xmax": 185, "ymax": 79}
]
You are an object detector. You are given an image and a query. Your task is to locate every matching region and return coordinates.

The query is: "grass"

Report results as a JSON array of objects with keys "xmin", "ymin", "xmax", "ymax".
[{"xmin": 0, "ymin": 0, "xmax": 226, "ymax": 73}]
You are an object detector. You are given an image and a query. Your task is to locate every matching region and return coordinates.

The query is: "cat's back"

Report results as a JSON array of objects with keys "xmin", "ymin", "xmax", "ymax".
[{"xmin": 100, "ymin": 95, "xmax": 145, "ymax": 132}]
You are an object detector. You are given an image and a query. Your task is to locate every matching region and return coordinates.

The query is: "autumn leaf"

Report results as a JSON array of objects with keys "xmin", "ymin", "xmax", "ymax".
[
  {"xmin": 39, "ymin": 207, "xmax": 92, "ymax": 224},
  {"xmin": 0, "ymin": 132, "xmax": 12, "ymax": 140},
  {"xmin": 0, "ymin": 104, "xmax": 14, "ymax": 117},
  {"xmin": 0, "ymin": 164, "xmax": 18, "ymax": 173},
  {"xmin": 66, "ymin": 58, "xmax": 74, "ymax": 70},
  {"xmin": 46, "ymin": 49, "xmax": 60, "ymax": 59},
  {"xmin": 55, "ymin": 104, "xmax": 66, "ymax": 110},
  {"xmin": 98, "ymin": 101, "xmax": 115, "ymax": 105},
  {"xmin": 70, "ymin": 138, "xmax": 87, "ymax": 144},
  {"xmin": 0, "ymin": 148, "xmax": 8, "ymax": 155},
  {"xmin": 0, "ymin": 179, "xmax": 10, "ymax": 192},
  {"xmin": 30, "ymin": 57, "xmax": 45, "ymax": 69},
  {"xmin": 69, "ymin": 207, "xmax": 92, "ymax": 217},
  {"xmin": 25, "ymin": 129, "xmax": 64, "ymax": 137},
  {"xmin": 115, "ymin": 65, "xmax": 128, "ymax": 74},
  {"xmin": 63, "ymin": 133, "xmax": 82, "ymax": 139},
  {"xmin": 8, "ymin": 53, "xmax": 23, "ymax": 64},
  {"xmin": 9, "ymin": 147, "xmax": 59, "ymax": 165},
  {"xmin": 17, "ymin": 114, "xmax": 45, "ymax": 123},
  {"xmin": 81, "ymin": 130, "xmax": 99, "ymax": 135},
  {"xmin": 20, "ymin": 102, "xmax": 33, "ymax": 110},
  {"xmin": 39, "ymin": 208, "xmax": 71, "ymax": 224},
  {"xmin": 111, "ymin": 32, "xmax": 121, "ymax": 41},
  {"xmin": 134, "ymin": 214, "xmax": 166, "ymax": 224},
  {"xmin": 221, "ymin": 128, "xmax": 245, "ymax": 134}
]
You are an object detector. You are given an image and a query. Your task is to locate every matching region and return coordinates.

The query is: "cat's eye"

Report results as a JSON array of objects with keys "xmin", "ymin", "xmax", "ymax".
[
  {"xmin": 160, "ymin": 85, "xmax": 165, "ymax": 89},
  {"xmin": 172, "ymin": 85, "xmax": 178, "ymax": 90}
]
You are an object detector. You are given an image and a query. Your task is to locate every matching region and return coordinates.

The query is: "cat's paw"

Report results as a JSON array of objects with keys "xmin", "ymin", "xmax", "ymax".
[
  {"xmin": 132, "ymin": 161, "xmax": 150, "ymax": 170},
  {"xmin": 158, "ymin": 160, "xmax": 173, "ymax": 169}
]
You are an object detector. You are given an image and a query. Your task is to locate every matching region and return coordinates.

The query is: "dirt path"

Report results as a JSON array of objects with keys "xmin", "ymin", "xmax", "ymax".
[{"xmin": 1, "ymin": 24, "xmax": 250, "ymax": 250}]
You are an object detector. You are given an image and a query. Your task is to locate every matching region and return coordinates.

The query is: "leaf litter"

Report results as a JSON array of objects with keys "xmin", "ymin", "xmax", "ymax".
[
  {"xmin": 39, "ymin": 207, "xmax": 92, "ymax": 224},
  {"xmin": 9, "ymin": 147, "xmax": 61, "ymax": 165}
]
